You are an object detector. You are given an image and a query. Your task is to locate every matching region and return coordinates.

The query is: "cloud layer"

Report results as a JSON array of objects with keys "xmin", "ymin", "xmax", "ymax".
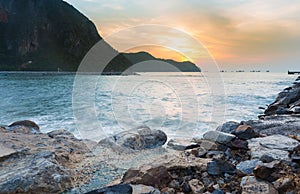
[{"xmin": 65, "ymin": 0, "xmax": 300, "ymax": 71}]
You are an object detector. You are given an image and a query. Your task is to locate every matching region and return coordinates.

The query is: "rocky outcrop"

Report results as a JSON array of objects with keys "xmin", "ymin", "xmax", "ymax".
[
  {"xmin": 0, "ymin": 121, "xmax": 98, "ymax": 194},
  {"xmin": 0, "ymin": 0, "xmax": 108, "ymax": 71},
  {"xmin": 265, "ymin": 76, "xmax": 300, "ymax": 115}
]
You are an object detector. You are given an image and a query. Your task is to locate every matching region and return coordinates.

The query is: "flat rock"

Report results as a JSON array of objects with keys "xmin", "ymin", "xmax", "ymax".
[
  {"xmin": 167, "ymin": 138, "xmax": 199, "ymax": 151},
  {"xmin": 247, "ymin": 135, "xmax": 299, "ymax": 161},
  {"xmin": 203, "ymin": 131, "xmax": 235, "ymax": 144},
  {"xmin": 257, "ymin": 135, "xmax": 299, "ymax": 151},
  {"xmin": 241, "ymin": 176, "xmax": 278, "ymax": 194},
  {"xmin": 236, "ymin": 159, "xmax": 261, "ymax": 175}
]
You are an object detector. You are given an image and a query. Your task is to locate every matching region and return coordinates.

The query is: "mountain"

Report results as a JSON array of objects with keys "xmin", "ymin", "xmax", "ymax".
[
  {"xmin": 0, "ymin": 0, "xmax": 200, "ymax": 73},
  {"xmin": 123, "ymin": 52, "xmax": 200, "ymax": 72}
]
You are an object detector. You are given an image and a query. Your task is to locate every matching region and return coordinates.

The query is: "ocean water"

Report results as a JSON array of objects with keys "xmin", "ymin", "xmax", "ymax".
[{"xmin": 0, "ymin": 72, "xmax": 297, "ymax": 141}]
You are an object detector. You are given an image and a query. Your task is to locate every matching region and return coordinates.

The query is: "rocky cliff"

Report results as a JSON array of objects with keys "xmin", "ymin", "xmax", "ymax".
[
  {"xmin": 0, "ymin": 0, "xmax": 108, "ymax": 71},
  {"xmin": 0, "ymin": 0, "xmax": 200, "ymax": 72}
]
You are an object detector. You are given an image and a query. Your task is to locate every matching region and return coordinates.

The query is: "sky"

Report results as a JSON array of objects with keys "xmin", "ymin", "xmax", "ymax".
[{"xmin": 65, "ymin": 0, "xmax": 300, "ymax": 72}]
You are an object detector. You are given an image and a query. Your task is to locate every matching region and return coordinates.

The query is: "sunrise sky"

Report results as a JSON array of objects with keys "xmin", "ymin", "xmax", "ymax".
[{"xmin": 65, "ymin": 0, "xmax": 300, "ymax": 71}]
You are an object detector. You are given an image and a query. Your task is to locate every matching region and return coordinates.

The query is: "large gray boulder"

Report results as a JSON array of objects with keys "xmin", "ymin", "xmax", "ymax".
[
  {"xmin": 247, "ymin": 135, "xmax": 299, "ymax": 161},
  {"xmin": 99, "ymin": 126, "xmax": 167, "ymax": 150}
]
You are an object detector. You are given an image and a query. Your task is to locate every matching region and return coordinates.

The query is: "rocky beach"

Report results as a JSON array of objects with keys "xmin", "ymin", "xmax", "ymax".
[{"xmin": 0, "ymin": 76, "xmax": 299, "ymax": 194}]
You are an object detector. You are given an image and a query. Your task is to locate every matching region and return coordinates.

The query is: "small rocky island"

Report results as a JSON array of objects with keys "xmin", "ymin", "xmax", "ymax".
[{"xmin": 1, "ymin": 77, "xmax": 300, "ymax": 193}]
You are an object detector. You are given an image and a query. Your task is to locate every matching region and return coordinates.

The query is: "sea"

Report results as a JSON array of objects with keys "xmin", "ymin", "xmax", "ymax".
[{"xmin": 0, "ymin": 72, "xmax": 298, "ymax": 142}]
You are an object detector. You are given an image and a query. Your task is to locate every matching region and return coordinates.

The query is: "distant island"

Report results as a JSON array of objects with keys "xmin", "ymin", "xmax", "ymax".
[{"xmin": 0, "ymin": 0, "xmax": 200, "ymax": 73}]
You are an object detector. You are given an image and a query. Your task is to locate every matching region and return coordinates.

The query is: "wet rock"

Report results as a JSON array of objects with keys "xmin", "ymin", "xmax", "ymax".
[
  {"xmin": 227, "ymin": 139, "xmax": 248, "ymax": 150},
  {"xmin": 207, "ymin": 159, "xmax": 236, "ymax": 175},
  {"xmin": 8, "ymin": 120, "xmax": 40, "ymax": 132},
  {"xmin": 167, "ymin": 138, "xmax": 199, "ymax": 151},
  {"xmin": 100, "ymin": 126, "xmax": 167, "ymax": 150},
  {"xmin": 188, "ymin": 179, "xmax": 205, "ymax": 194},
  {"xmin": 240, "ymin": 176, "xmax": 278, "ymax": 194},
  {"xmin": 85, "ymin": 184, "xmax": 133, "ymax": 194},
  {"xmin": 203, "ymin": 131, "xmax": 235, "ymax": 144},
  {"xmin": 234, "ymin": 125, "xmax": 258, "ymax": 140},
  {"xmin": 131, "ymin": 184, "xmax": 160, "ymax": 194},
  {"xmin": 248, "ymin": 135, "xmax": 299, "ymax": 161},
  {"xmin": 253, "ymin": 161, "xmax": 281, "ymax": 182},
  {"xmin": 216, "ymin": 121, "xmax": 240, "ymax": 134},
  {"xmin": 236, "ymin": 159, "xmax": 261, "ymax": 175}
]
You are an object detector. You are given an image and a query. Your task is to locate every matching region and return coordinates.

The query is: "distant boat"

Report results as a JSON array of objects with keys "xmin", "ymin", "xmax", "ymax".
[{"xmin": 266, "ymin": 70, "xmax": 270, "ymax": 72}]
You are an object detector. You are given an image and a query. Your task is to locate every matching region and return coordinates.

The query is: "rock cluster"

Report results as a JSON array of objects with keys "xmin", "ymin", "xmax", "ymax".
[
  {"xmin": 94, "ymin": 123, "xmax": 299, "ymax": 194},
  {"xmin": 265, "ymin": 76, "xmax": 300, "ymax": 115}
]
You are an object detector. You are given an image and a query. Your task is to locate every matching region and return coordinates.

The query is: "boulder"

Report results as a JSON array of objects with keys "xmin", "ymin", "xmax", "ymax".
[
  {"xmin": 167, "ymin": 138, "xmax": 199, "ymax": 151},
  {"xmin": 240, "ymin": 176, "xmax": 278, "ymax": 194},
  {"xmin": 236, "ymin": 159, "xmax": 261, "ymax": 175},
  {"xmin": 234, "ymin": 125, "xmax": 258, "ymax": 140},
  {"xmin": 203, "ymin": 131, "xmax": 235, "ymax": 144},
  {"xmin": 100, "ymin": 126, "xmax": 167, "ymax": 150},
  {"xmin": 8, "ymin": 120, "xmax": 40, "ymax": 132},
  {"xmin": 216, "ymin": 121, "xmax": 240, "ymax": 134},
  {"xmin": 207, "ymin": 159, "xmax": 236, "ymax": 175},
  {"xmin": 85, "ymin": 184, "xmax": 133, "ymax": 194}
]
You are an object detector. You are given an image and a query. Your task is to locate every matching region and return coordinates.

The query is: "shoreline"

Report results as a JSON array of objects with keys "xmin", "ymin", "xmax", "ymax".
[{"xmin": 0, "ymin": 76, "xmax": 299, "ymax": 193}]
